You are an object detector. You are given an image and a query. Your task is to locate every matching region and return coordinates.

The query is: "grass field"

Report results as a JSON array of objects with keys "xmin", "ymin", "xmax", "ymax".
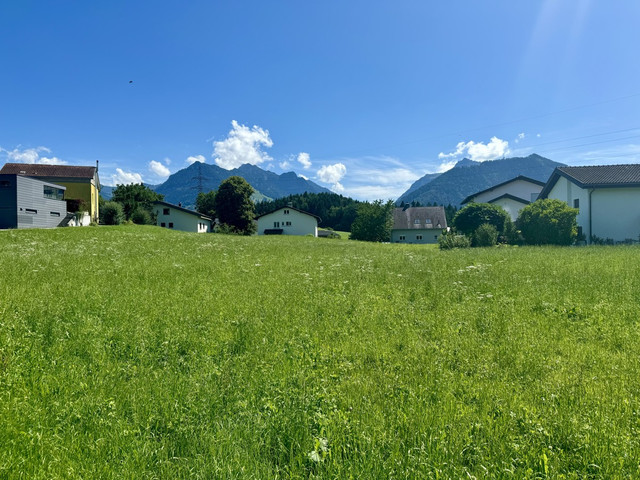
[{"xmin": 1, "ymin": 226, "xmax": 640, "ymax": 478}]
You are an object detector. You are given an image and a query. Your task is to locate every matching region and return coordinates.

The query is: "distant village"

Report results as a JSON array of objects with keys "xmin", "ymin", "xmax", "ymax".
[{"xmin": 1, "ymin": 160, "xmax": 639, "ymax": 246}]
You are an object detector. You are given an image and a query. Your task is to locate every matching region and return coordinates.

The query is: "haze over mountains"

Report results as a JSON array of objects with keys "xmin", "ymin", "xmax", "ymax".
[{"xmin": 101, "ymin": 153, "xmax": 564, "ymax": 208}]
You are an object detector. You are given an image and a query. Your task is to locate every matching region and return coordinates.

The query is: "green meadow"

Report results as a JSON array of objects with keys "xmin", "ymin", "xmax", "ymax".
[{"xmin": 1, "ymin": 226, "xmax": 640, "ymax": 478}]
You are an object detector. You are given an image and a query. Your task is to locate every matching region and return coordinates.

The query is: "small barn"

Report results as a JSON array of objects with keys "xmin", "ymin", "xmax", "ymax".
[
  {"xmin": 0, "ymin": 174, "xmax": 68, "ymax": 229},
  {"xmin": 391, "ymin": 206, "xmax": 447, "ymax": 244},
  {"xmin": 256, "ymin": 206, "xmax": 320, "ymax": 236},
  {"xmin": 152, "ymin": 201, "xmax": 211, "ymax": 233}
]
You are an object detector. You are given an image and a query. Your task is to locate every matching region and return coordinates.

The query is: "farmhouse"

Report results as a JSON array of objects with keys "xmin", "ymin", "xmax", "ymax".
[
  {"xmin": 538, "ymin": 164, "xmax": 640, "ymax": 243},
  {"xmin": 391, "ymin": 206, "xmax": 447, "ymax": 244},
  {"xmin": 152, "ymin": 200, "xmax": 211, "ymax": 233},
  {"xmin": 256, "ymin": 206, "xmax": 320, "ymax": 236},
  {"xmin": 0, "ymin": 163, "xmax": 100, "ymax": 222},
  {"xmin": 0, "ymin": 174, "xmax": 68, "ymax": 229},
  {"xmin": 461, "ymin": 175, "xmax": 545, "ymax": 221}
]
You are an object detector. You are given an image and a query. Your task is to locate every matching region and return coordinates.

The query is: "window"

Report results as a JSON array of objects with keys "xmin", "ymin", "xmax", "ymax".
[
  {"xmin": 43, "ymin": 185, "xmax": 64, "ymax": 200},
  {"xmin": 416, "ymin": 235, "xmax": 423, "ymax": 240},
  {"xmin": 163, "ymin": 208, "xmax": 170, "ymax": 215},
  {"xmin": 434, "ymin": 235, "xmax": 438, "ymax": 240},
  {"xmin": 399, "ymin": 235, "xmax": 406, "ymax": 241},
  {"xmin": 168, "ymin": 223, "xmax": 174, "ymax": 228},
  {"xmin": 161, "ymin": 222, "xmax": 166, "ymax": 227},
  {"xmin": 274, "ymin": 221, "xmax": 280, "ymax": 227},
  {"xmin": 284, "ymin": 209, "xmax": 290, "ymax": 214},
  {"xmin": 50, "ymin": 211, "xmax": 60, "ymax": 217},
  {"xmin": 573, "ymin": 199, "xmax": 579, "ymax": 209},
  {"xmin": 25, "ymin": 208, "xmax": 37, "ymax": 214},
  {"xmin": 285, "ymin": 221, "xmax": 291, "ymax": 226},
  {"xmin": 414, "ymin": 219, "xmax": 421, "ymax": 224},
  {"xmin": 425, "ymin": 218, "xmax": 431, "ymax": 224}
]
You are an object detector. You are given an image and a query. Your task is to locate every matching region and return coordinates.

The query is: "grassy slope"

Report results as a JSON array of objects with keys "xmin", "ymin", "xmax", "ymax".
[{"xmin": 1, "ymin": 226, "xmax": 640, "ymax": 478}]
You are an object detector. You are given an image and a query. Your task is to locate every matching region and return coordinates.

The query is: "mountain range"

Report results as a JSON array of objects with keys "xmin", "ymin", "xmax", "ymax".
[
  {"xmin": 102, "ymin": 162, "xmax": 331, "ymax": 207},
  {"xmin": 100, "ymin": 153, "xmax": 564, "ymax": 208},
  {"xmin": 397, "ymin": 154, "xmax": 565, "ymax": 207}
]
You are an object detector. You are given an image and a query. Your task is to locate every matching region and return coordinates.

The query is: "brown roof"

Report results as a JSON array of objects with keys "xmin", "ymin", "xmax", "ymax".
[
  {"xmin": 0, "ymin": 163, "xmax": 97, "ymax": 179},
  {"xmin": 392, "ymin": 206, "xmax": 447, "ymax": 230}
]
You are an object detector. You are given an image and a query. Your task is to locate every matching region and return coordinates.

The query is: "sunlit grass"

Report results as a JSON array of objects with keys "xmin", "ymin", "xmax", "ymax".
[{"xmin": 1, "ymin": 225, "xmax": 639, "ymax": 478}]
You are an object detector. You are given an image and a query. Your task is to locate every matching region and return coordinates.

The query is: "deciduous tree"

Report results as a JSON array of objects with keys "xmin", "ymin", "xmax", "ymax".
[{"xmin": 213, "ymin": 176, "xmax": 256, "ymax": 235}]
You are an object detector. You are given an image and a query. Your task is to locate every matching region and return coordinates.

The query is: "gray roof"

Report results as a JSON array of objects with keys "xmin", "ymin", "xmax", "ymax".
[
  {"xmin": 539, "ymin": 164, "xmax": 640, "ymax": 198},
  {"xmin": 392, "ymin": 206, "xmax": 447, "ymax": 230}
]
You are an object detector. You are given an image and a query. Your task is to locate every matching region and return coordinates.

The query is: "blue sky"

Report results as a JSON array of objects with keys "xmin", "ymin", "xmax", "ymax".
[{"xmin": 2, "ymin": 1, "xmax": 640, "ymax": 200}]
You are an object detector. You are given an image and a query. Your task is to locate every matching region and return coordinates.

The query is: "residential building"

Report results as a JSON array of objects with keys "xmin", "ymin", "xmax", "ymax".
[
  {"xmin": 0, "ymin": 174, "xmax": 68, "ymax": 229},
  {"xmin": 391, "ymin": 206, "xmax": 447, "ymax": 244},
  {"xmin": 538, "ymin": 164, "xmax": 640, "ymax": 243},
  {"xmin": 256, "ymin": 206, "xmax": 320, "ymax": 236},
  {"xmin": 152, "ymin": 200, "xmax": 211, "ymax": 233},
  {"xmin": 461, "ymin": 175, "xmax": 545, "ymax": 221},
  {"xmin": 0, "ymin": 163, "xmax": 100, "ymax": 222}
]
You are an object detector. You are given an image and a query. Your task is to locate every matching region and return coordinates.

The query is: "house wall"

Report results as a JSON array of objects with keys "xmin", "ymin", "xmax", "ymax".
[
  {"xmin": 547, "ymin": 177, "xmax": 591, "ymax": 240},
  {"xmin": 490, "ymin": 197, "xmax": 527, "ymax": 221},
  {"xmin": 473, "ymin": 179, "xmax": 543, "ymax": 204},
  {"xmin": 0, "ymin": 175, "xmax": 68, "ymax": 229},
  {"xmin": 391, "ymin": 229, "xmax": 440, "ymax": 244},
  {"xmin": 35, "ymin": 177, "xmax": 99, "ymax": 222},
  {"xmin": 154, "ymin": 205, "xmax": 210, "ymax": 233},
  {"xmin": 257, "ymin": 209, "xmax": 318, "ymax": 236},
  {"xmin": 0, "ymin": 175, "xmax": 18, "ymax": 229},
  {"xmin": 591, "ymin": 188, "xmax": 640, "ymax": 242}
]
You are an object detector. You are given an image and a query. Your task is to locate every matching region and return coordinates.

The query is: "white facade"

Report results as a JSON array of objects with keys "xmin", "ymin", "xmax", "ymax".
[
  {"xmin": 463, "ymin": 177, "xmax": 544, "ymax": 221},
  {"xmin": 153, "ymin": 202, "xmax": 211, "ymax": 233},
  {"xmin": 546, "ymin": 178, "xmax": 640, "ymax": 243},
  {"xmin": 256, "ymin": 207, "xmax": 318, "ymax": 236},
  {"xmin": 490, "ymin": 196, "xmax": 529, "ymax": 221}
]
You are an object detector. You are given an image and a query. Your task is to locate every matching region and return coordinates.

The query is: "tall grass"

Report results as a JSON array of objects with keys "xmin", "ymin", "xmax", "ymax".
[{"xmin": 1, "ymin": 226, "xmax": 639, "ymax": 478}]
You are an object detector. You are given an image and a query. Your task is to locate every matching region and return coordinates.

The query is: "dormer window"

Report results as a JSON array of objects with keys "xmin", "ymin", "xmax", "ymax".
[{"xmin": 414, "ymin": 219, "xmax": 420, "ymax": 224}]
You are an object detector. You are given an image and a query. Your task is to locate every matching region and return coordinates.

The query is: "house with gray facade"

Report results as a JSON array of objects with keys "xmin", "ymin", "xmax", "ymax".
[
  {"xmin": 391, "ymin": 206, "xmax": 447, "ymax": 244},
  {"xmin": 0, "ymin": 174, "xmax": 68, "ymax": 229}
]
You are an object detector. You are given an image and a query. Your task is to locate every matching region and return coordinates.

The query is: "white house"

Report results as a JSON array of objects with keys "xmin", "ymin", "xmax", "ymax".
[
  {"xmin": 461, "ymin": 175, "xmax": 545, "ymax": 221},
  {"xmin": 152, "ymin": 200, "xmax": 211, "ymax": 233},
  {"xmin": 256, "ymin": 206, "xmax": 320, "ymax": 236},
  {"xmin": 391, "ymin": 206, "xmax": 447, "ymax": 244},
  {"xmin": 538, "ymin": 164, "xmax": 640, "ymax": 243}
]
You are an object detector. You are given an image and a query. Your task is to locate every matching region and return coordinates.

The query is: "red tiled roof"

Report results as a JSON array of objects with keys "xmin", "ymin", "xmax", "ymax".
[{"xmin": 0, "ymin": 163, "xmax": 97, "ymax": 179}]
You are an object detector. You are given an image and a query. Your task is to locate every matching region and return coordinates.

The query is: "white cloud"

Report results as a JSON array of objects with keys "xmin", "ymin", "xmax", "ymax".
[
  {"xmin": 2, "ymin": 146, "xmax": 67, "ymax": 165},
  {"xmin": 515, "ymin": 132, "xmax": 525, "ymax": 144},
  {"xmin": 149, "ymin": 160, "xmax": 170, "ymax": 177},
  {"xmin": 213, "ymin": 120, "xmax": 273, "ymax": 169},
  {"xmin": 317, "ymin": 163, "xmax": 347, "ymax": 184},
  {"xmin": 279, "ymin": 160, "xmax": 291, "ymax": 170},
  {"xmin": 186, "ymin": 155, "xmax": 206, "ymax": 165},
  {"xmin": 438, "ymin": 136, "xmax": 510, "ymax": 162},
  {"xmin": 164, "ymin": 157, "xmax": 171, "ymax": 165},
  {"xmin": 317, "ymin": 163, "xmax": 347, "ymax": 193},
  {"xmin": 297, "ymin": 152, "xmax": 312, "ymax": 169},
  {"xmin": 436, "ymin": 160, "xmax": 457, "ymax": 173},
  {"xmin": 299, "ymin": 174, "xmax": 308, "ymax": 180},
  {"xmin": 111, "ymin": 168, "xmax": 143, "ymax": 185}
]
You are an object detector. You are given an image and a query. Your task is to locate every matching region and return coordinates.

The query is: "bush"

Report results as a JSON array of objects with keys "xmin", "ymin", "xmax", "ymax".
[
  {"xmin": 131, "ymin": 207, "xmax": 152, "ymax": 225},
  {"xmin": 100, "ymin": 201, "xmax": 125, "ymax": 225},
  {"xmin": 517, "ymin": 199, "xmax": 578, "ymax": 245},
  {"xmin": 473, "ymin": 223, "xmax": 498, "ymax": 247},
  {"xmin": 438, "ymin": 233, "xmax": 471, "ymax": 250},
  {"xmin": 453, "ymin": 203, "xmax": 510, "ymax": 236}
]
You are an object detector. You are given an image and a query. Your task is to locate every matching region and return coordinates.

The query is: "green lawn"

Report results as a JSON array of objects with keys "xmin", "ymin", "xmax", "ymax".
[{"xmin": 1, "ymin": 225, "xmax": 639, "ymax": 478}]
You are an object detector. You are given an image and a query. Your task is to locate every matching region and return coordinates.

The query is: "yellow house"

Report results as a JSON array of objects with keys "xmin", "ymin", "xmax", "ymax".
[{"xmin": 0, "ymin": 163, "xmax": 100, "ymax": 222}]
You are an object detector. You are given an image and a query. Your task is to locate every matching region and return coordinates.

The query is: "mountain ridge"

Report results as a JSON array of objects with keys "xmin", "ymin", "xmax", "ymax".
[{"xmin": 397, "ymin": 154, "xmax": 564, "ymax": 207}]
